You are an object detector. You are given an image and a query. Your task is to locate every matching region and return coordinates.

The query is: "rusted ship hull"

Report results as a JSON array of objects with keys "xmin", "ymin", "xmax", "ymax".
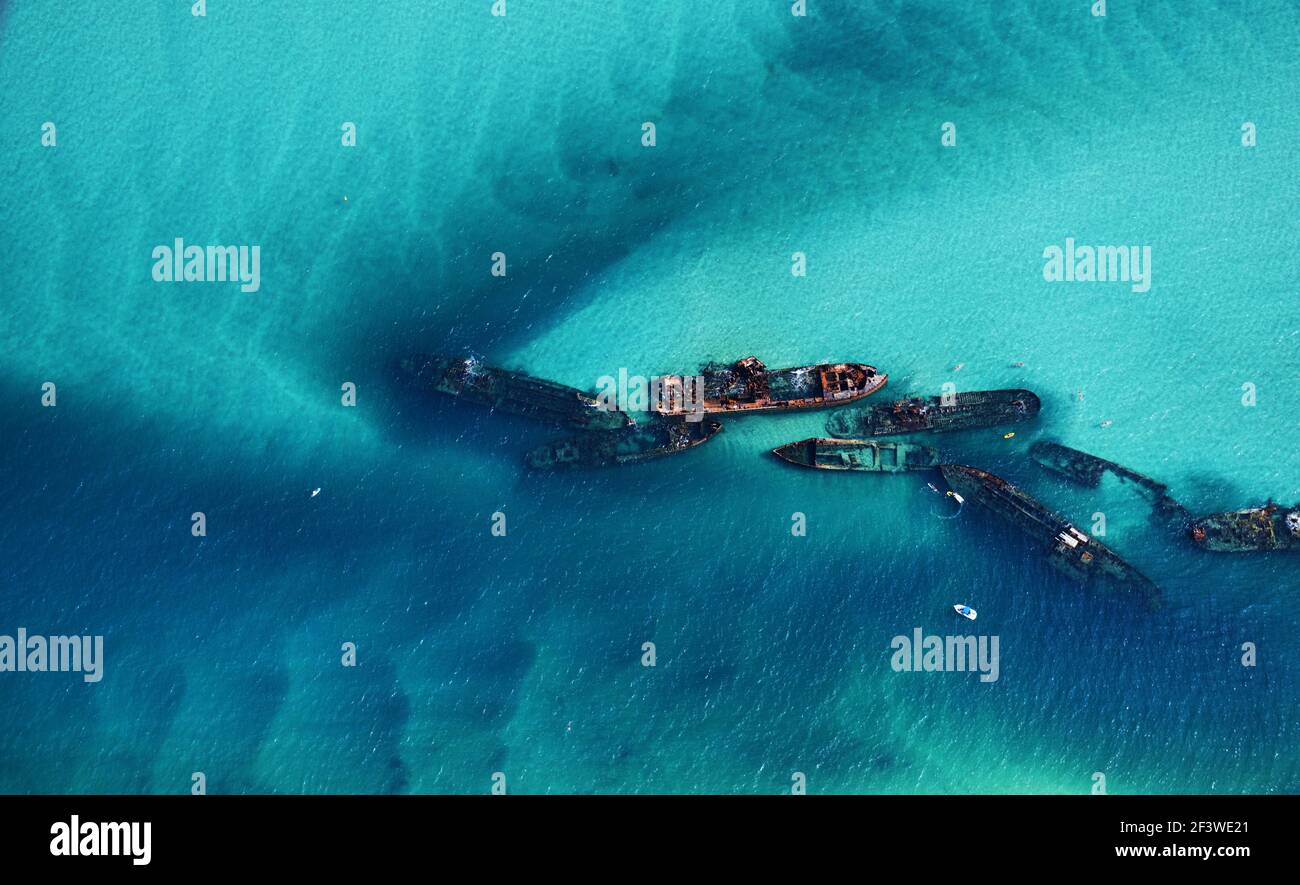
[
  {"xmin": 526, "ymin": 418, "xmax": 723, "ymax": 469},
  {"xmin": 941, "ymin": 464, "xmax": 1160, "ymax": 606},
  {"xmin": 1190, "ymin": 504, "xmax": 1299, "ymax": 552},
  {"xmin": 1030, "ymin": 440, "xmax": 1188, "ymax": 521},
  {"xmin": 1030, "ymin": 441, "xmax": 1109, "ymax": 486},
  {"xmin": 826, "ymin": 389, "xmax": 1040, "ymax": 438},
  {"xmin": 655, "ymin": 356, "xmax": 885, "ymax": 417},
  {"xmin": 772, "ymin": 438, "xmax": 939, "ymax": 472},
  {"xmin": 399, "ymin": 354, "xmax": 631, "ymax": 431}
]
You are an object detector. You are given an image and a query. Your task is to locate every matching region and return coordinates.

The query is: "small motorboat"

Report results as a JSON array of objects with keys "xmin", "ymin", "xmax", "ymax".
[
  {"xmin": 953, "ymin": 604, "xmax": 977, "ymax": 621},
  {"xmin": 934, "ymin": 488, "xmax": 966, "ymax": 520}
]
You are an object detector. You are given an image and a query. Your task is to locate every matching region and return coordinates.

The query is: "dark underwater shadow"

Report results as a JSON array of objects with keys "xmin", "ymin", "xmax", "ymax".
[
  {"xmin": 329, "ymin": 2, "xmax": 1078, "ymax": 395},
  {"xmin": 0, "ymin": 374, "xmax": 499, "ymax": 638}
]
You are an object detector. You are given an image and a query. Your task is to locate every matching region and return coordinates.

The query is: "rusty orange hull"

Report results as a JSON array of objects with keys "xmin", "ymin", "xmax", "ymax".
[{"xmin": 654, "ymin": 358, "xmax": 886, "ymax": 417}]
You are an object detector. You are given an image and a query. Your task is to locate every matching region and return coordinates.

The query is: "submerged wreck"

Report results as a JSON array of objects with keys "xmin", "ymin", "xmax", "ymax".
[
  {"xmin": 1190, "ymin": 503, "xmax": 1300, "ymax": 552},
  {"xmin": 399, "ymin": 354, "xmax": 631, "ymax": 431},
  {"xmin": 771, "ymin": 438, "xmax": 939, "ymax": 473},
  {"xmin": 1029, "ymin": 440, "xmax": 1189, "ymax": 521},
  {"xmin": 941, "ymin": 464, "xmax": 1160, "ymax": 607},
  {"xmin": 826, "ymin": 389, "xmax": 1040, "ymax": 438},
  {"xmin": 655, "ymin": 356, "xmax": 885, "ymax": 417},
  {"xmin": 526, "ymin": 417, "xmax": 723, "ymax": 469}
]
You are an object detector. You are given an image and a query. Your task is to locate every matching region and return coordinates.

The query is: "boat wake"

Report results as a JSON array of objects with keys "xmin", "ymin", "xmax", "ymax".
[{"xmin": 926, "ymin": 483, "xmax": 964, "ymax": 519}]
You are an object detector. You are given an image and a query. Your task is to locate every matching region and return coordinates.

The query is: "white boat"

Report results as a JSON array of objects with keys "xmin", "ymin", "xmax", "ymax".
[{"xmin": 953, "ymin": 604, "xmax": 977, "ymax": 621}]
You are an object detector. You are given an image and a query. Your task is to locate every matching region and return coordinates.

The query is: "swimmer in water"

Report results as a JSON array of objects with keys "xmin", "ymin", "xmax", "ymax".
[
  {"xmin": 952, "ymin": 363, "xmax": 965, "ymax": 372},
  {"xmin": 1100, "ymin": 420, "xmax": 1113, "ymax": 428}
]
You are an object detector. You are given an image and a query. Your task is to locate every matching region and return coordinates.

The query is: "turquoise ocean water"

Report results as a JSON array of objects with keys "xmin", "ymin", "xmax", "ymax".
[{"xmin": 1, "ymin": 1, "xmax": 1297, "ymax": 793}]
